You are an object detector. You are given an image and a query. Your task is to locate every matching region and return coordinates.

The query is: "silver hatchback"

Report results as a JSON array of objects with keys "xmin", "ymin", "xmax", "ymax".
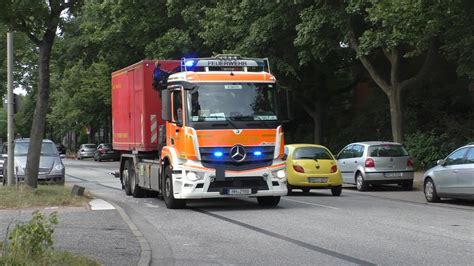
[
  {"xmin": 423, "ymin": 143, "xmax": 474, "ymax": 202},
  {"xmin": 336, "ymin": 141, "xmax": 415, "ymax": 191}
]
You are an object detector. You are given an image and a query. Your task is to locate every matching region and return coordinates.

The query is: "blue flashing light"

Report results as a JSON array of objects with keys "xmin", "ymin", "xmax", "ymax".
[
  {"xmin": 214, "ymin": 151, "xmax": 223, "ymax": 157},
  {"xmin": 185, "ymin": 60, "xmax": 195, "ymax": 67},
  {"xmin": 254, "ymin": 151, "xmax": 262, "ymax": 156}
]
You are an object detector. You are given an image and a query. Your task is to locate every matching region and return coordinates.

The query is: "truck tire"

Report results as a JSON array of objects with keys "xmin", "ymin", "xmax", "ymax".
[
  {"xmin": 129, "ymin": 163, "xmax": 145, "ymax": 198},
  {"xmin": 123, "ymin": 160, "xmax": 132, "ymax": 196},
  {"xmin": 163, "ymin": 166, "xmax": 186, "ymax": 209},
  {"xmin": 257, "ymin": 196, "xmax": 280, "ymax": 207}
]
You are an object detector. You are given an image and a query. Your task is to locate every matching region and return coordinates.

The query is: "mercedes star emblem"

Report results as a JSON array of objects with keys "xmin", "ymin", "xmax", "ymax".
[{"xmin": 230, "ymin": 145, "xmax": 246, "ymax": 162}]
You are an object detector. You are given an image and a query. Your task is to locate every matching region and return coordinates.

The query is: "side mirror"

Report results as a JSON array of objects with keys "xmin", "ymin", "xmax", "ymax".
[
  {"xmin": 437, "ymin": 159, "xmax": 445, "ymax": 166},
  {"xmin": 161, "ymin": 89, "xmax": 171, "ymax": 121},
  {"xmin": 281, "ymin": 154, "xmax": 287, "ymax": 161}
]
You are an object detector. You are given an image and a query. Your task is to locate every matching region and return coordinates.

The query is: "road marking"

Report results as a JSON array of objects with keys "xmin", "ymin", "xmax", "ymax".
[
  {"xmin": 194, "ymin": 208, "xmax": 374, "ymax": 265},
  {"xmin": 89, "ymin": 199, "xmax": 116, "ymax": 210},
  {"xmin": 282, "ymin": 198, "xmax": 340, "ymax": 210}
]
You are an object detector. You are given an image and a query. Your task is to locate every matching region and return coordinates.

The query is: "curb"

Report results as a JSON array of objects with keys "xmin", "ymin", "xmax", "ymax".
[{"xmin": 108, "ymin": 201, "xmax": 152, "ymax": 266}]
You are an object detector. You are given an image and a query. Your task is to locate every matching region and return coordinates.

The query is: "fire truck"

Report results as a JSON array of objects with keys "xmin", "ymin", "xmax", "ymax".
[{"xmin": 111, "ymin": 55, "xmax": 287, "ymax": 209}]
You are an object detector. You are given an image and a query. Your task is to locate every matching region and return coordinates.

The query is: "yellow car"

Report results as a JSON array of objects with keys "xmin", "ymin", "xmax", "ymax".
[{"xmin": 285, "ymin": 144, "xmax": 343, "ymax": 196}]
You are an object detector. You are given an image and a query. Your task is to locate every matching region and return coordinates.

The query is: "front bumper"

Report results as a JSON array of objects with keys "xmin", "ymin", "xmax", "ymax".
[{"xmin": 173, "ymin": 161, "xmax": 287, "ymax": 199}]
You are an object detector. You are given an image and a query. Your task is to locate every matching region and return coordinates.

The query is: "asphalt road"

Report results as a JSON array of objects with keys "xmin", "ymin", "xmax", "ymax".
[{"xmin": 64, "ymin": 158, "xmax": 474, "ymax": 266}]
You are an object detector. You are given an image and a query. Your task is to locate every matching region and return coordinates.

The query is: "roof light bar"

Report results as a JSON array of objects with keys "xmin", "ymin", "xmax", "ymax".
[{"xmin": 181, "ymin": 54, "xmax": 270, "ymax": 73}]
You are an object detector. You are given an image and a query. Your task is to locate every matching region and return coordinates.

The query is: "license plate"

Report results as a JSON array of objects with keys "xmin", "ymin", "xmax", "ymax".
[
  {"xmin": 227, "ymin": 188, "xmax": 252, "ymax": 195},
  {"xmin": 384, "ymin": 172, "xmax": 402, "ymax": 178},
  {"xmin": 308, "ymin": 177, "xmax": 327, "ymax": 183}
]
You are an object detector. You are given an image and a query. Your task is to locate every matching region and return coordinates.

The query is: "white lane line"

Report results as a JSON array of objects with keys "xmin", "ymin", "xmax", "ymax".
[
  {"xmin": 282, "ymin": 198, "xmax": 340, "ymax": 210},
  {"xmin": 89, "ymin": 199, "xmax": 116, "ymax": 210}
]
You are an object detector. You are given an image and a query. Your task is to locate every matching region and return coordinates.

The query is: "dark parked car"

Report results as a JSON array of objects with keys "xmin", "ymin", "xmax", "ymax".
[
  {"xmin": 94, "ymin": 143, "xmax": 120, "ymax": 162},
  {"xmin": 423, "ymin": 143, "xmax": 474, "ymax": 202},
  {"xmin": 56, "ymin": 143, "xmax": 66, "ymax": 155}
]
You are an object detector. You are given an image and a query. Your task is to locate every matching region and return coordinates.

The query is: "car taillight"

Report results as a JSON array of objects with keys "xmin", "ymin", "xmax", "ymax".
[
  {"xmin": 365, "ymin": 158, "xmax": 375, "ymax": 168},
  {"xmin": 330, "ymin": 165, "xmax": 338, "ymax": 173},
  {"xmin": 293, "ymin": 165, "xmax": 305, "ymax": 173},
  {"xmin": 407, "ymin": 158, "xmax": 414, "ymax": 167}
]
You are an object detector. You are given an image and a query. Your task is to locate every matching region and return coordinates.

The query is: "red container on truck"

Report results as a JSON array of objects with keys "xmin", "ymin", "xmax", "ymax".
[{"xmin": 112, "ymin": 60, "xmax": 180, "ymax": 152}]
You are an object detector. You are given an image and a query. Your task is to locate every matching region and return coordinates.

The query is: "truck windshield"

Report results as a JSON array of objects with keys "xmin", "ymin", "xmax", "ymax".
[{"xmin": 187, "ymin": 83, "xmax": 278, "ymax": 122}]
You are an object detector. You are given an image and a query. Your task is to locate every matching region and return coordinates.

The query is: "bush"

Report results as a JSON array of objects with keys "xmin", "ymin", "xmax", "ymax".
[
  {"xmin": 0, "ymin": 211, "xmax": 99, "ymax": 265},
  {"xmin": 404, "ymin": 131, "xmax": 456, "ymax": 170},
  {"xmin": 2, "ymin": 211, "xmax": 58, "ymax": 262}
]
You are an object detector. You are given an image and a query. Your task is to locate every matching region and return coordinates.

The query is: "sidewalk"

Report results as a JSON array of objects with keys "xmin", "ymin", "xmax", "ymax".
[{"xmin": 0, "ymin": 205, "xmax": 140, "ymax": 266}]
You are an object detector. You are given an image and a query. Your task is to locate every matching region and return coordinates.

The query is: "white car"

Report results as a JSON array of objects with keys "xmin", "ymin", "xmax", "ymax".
[{"xmin": 423, "ymin": 143, "xmax": 474, "ymax": 202}]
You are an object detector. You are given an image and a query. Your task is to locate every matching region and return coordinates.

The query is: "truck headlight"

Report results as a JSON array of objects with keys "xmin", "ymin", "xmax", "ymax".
[
  {"xmin": 186, "ymin": 171, "xmax": 203, "ymax": 182},
  {"xmin": 272, "ymin": 169, "xmax": 286, "ymax": 179}
]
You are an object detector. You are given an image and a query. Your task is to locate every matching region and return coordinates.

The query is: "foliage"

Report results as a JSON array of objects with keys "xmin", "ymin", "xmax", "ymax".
[
  {"xmin": 7, "ymin": 211, "xmax": 58, "ymax": 259},
  {"xmin": 0, "ymin": 211, "xmax": 99, "ymax": 265},
  {"xmin": 404, "ymin": 131, "xmax": 456, "ymax": 170}
]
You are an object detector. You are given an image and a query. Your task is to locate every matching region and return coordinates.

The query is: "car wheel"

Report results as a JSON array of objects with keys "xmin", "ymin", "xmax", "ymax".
[
  {"xmin": 302, "ymin": 188, "xmax": 310, "ymax": 193},
  {"xmin": 257, "ymin": 196, "xmax": 280, "ymax": 207},
  {"xmin": 400, "ymin": 180, "xmax": 413, "ymax": 191},
  {"xmin": 356, "ymin": 172, "xmax": 369, "ymax": 191},
  {"xmin": 287, "ymin": 185, "xmax": 293, "ymax": 196},
  {"xmin": 424, "ymin": 178, "xmax": 440, "ymax": 203},
  {"xmin": 331, "ymin": 185, "xmax": 342, "ymax": 196},
  {"xmin": 122, "ymin": 160, "xmax": 132, "ymax": 196},
  {"xmin": 163, "ymin": 166, "xmax": 186, "ymax": 209}
]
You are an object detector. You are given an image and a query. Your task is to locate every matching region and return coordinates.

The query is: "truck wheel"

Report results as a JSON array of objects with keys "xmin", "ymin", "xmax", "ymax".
[
  {"xmin": 129, "ymin": 163, "xmax": 145, "ymax": 198},
  {"xmin": 257, "ymin": 196, "xmax": 280, "ymax": 207},
  {"xmin": 123, "ymin": 160, "xmax": 132, "ymax": 195},
  {"xmin": 163, "ymin": 166, "xmax": 186, "ymax": 209}
]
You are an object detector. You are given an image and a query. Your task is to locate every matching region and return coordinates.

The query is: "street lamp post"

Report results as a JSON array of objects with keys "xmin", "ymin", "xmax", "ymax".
[{"xmin": 7, "ymin": 32, "xmax": 15, "ymax": 186}]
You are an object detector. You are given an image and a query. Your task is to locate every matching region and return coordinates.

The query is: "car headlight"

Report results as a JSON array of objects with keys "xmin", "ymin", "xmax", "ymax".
[
  {"xmin": 186, "ymin": 171, "xmax": 203, "ymax": 182},
  {"xmin": 272, "ymin": 169, "xmax": 286, "ymax": 179},
  {"xmin": 54, "ymin": 163, "xmax": 64, "ymax": 171}
]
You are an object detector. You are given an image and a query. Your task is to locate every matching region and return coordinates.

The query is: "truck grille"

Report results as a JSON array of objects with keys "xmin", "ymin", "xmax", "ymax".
[
  {"xmin": 200, "ymin": 146, "xmax": 274, "ymax": 171},
  {"xmin": 207, "ymin": 176, "xmax": 269, "ymax": 192}
]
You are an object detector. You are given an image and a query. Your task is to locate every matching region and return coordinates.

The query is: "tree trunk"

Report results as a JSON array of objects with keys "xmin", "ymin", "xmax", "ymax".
[
  {"xmin": 388, "ymin": 87, "xmax": 403, "ymax": 143},
  {"xmin": 25, "ymin": 41, "xmax": 53, "ymax": 188},
  {"xmin": 312, "ymin": 103, "xmax": 322, "ymax": 144}
]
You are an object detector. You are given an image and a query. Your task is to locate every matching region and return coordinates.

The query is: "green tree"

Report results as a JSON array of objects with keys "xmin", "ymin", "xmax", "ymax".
[
  {"xmin": 296, "ymin": 0, "xmax": 469, "ymax": 143},
  {"xmin": 0, "ymin": 0, "xmax": 82, "ymax": 188}
]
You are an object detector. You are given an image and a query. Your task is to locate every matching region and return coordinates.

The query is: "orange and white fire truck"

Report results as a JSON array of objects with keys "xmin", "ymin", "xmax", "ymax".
[{"xmin": 112, "ymin": 55, "xmax": 287, "ymax": 209}]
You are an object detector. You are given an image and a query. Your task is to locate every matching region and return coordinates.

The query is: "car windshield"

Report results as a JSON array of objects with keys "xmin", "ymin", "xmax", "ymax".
[
  {"xmin": 368, "ymin": 145, "xmax": 408, "ymax": 157},
  {"xmin": 294, "ymin": 147, "xmax": 333, "ymax": 160},
  {"xmin": 14, "ymin": 142, "xmax": 58, "ymax": 156},
  {"xmin": 84, "ymin": 144, "xmax": 96, "ymax": 149},
  {"xmin": 187, "ymin": 83, "xmax": 278, "ymax": 122}
]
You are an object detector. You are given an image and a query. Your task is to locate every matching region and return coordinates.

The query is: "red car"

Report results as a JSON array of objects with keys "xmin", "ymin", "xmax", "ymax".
[{"xmin": 94, "ymin": 143, "xmax": 120, "ymax": 162}]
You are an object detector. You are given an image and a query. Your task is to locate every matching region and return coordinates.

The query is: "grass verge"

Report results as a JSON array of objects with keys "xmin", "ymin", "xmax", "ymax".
[{"xmin": 0, "ymin": 184, "xmax": 90, "ymax": 209}]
